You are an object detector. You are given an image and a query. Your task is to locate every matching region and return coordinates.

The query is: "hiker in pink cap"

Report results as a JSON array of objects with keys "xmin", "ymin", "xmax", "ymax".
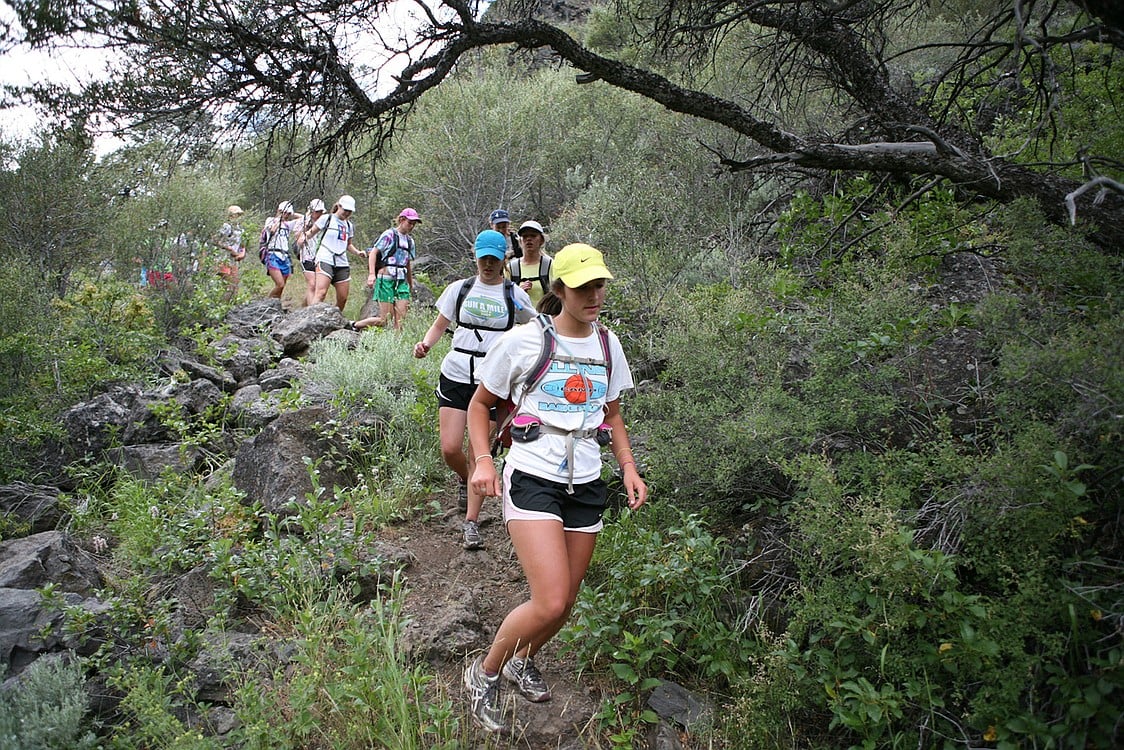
[{"xmin": 356, "ymin": 207, "xmax": 421, "ymax": 331}]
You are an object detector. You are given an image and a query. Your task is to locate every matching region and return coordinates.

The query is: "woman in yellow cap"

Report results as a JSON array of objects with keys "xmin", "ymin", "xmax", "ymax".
[{"xmin": 462, "ymin": 242, "xmax": 647, "ymax": 733}]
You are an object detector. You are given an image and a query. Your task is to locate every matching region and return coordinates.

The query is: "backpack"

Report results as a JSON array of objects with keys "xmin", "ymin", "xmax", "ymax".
[
  {"xmin": 509, "ymin": 256, "xmax": 553, "ymax": 294},
  {"xmin": 257, "ymin": 222, "xmax": 274, "ymax": 264},
  {"xmin": 449, "ymin": 277, "xmax": 518, "ymax": 383},
  {"xmin": 493, "ymin": 313, "xmax": 614, "ymax": 455},
  {"xmin": 374, "ymin": 229, "xmax": 414, "ymax": 272}
]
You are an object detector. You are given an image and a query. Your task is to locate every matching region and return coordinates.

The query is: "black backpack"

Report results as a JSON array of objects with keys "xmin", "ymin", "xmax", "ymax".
[
  {"xmin": 450, "ymin": 277, "xmax": 518, "ymax": 383},
  {"xmin": 374, "ymin": 229, "xmax": 414, "ymax": 272}
]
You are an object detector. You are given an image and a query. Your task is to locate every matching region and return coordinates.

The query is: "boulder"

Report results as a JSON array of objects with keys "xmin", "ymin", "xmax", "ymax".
[
  {"xmin": 230, "ymin": 406, "xmax": 358, "ymax": 515},
  {"xmin": 157, "ymin": 349, "xmax": 238, "ymax": 393},
  {"xmin": 60, "ymin": 385, "xmax": 141, "ymax": 456},
  {"xmin": 258, "ymin": 358, "xmax": 303, "ymax": 392},
  {"xmin": 107, "ymin": 444, "xmax": 201, "ymax": 481},
  {"xmin": 210, "ymin": 333, "xmax": 280, "ymax": 386},
  {"xmin": 0, "ymin": 588, "xmax": 86, "ymax": 673},
  {"xmin": 270, "ymin": 303, "xmax": 349, "ymax": 357},
  {"xmin": 224, "ymin": 298, "xmax": 285, "ymax": 338},
  {"xmin": 229, "ymin": 384, "xmax": 282, "ymax": 430},
  {"xmin": 0, "ymin": 531, "xmax": 103, "ymax": 594},
  {"xmin": 0, "ymin": 482, "xmax": 62, "ymax": 534},
  {"xmin": 122, "ymin": 379, "xmax": 226, "ymax": 445}
]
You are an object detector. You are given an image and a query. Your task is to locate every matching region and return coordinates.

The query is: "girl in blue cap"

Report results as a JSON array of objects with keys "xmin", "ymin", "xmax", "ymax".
[{"xmin": 413, "ymin": 230, "xmax": 535, "ymax": 550}]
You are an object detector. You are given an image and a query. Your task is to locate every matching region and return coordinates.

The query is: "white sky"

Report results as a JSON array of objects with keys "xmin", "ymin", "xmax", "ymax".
[{"xmin": 0, "ymin": 0, "xmax": 482, "ymax": 153}]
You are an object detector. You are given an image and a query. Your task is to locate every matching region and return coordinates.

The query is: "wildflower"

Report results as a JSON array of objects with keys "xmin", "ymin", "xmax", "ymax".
[
  {"xmin": 939, "ymin": 642, "xmax": 953, "ymax": 653},
  {"xmin": 983, "ymin": 725, "xmax": 998, "ymax": 741},
  {"xmin": 1092, "ymin": 609, "xmax": 1103, "ymax": 621}
]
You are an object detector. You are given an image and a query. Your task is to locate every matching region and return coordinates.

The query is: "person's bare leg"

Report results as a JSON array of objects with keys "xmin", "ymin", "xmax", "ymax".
[
  {"xmin": 311, "ymin": 271, "xmax": 331, "ymax": 303},
  {"xmin": 481, "ymin": 521, "xmax": 595, "ymax": 673},
  {"xmin": 334, "ymin": 280, "xmax": 349, "ymax": 311},
  {"xmin": 303, "ymin": 269, "xmax": 317, "ymax": 306},
  {"xmin": 267, "ymin": 266, "xmax": 286, "ymax": 298},
  {"xmin": 394, "ymin": 299, "xmax": 409, "ymax": 330}
]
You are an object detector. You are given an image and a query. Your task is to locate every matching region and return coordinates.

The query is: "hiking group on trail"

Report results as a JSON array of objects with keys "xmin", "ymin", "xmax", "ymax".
[{"xmin": 153, "ymin": 197, "xmax": 647, "ymax": 734}]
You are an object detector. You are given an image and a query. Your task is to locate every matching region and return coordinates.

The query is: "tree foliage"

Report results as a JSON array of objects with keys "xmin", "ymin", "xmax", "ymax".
[{"xmin": 3, "ymin": 0, "xmax": 1123, "ymax": 246}]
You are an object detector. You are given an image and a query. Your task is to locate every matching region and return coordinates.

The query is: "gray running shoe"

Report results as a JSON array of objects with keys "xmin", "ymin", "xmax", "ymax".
[
  {"xmin": 502, "ymin": 656, "xmax": 551, "ymax": 702},
  {"xmin": 463, "ymin": 520, "xmax": 483, "ymax": 550},
  {"xmin": 457, "ymin": 480, "xmax": 468, "ymax": 512},
  {"xmin": 464, "ymin": 656, "xmax": 505, "ymax": 733}
]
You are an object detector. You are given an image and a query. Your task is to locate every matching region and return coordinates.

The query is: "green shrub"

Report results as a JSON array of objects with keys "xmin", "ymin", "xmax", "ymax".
[
  {"xmin": 0, "ymin": 657, "xmax": 97, "ymax": 750},
  {"xmin": 563, "ymin": 506, "xmax": 749, "ymax": 684}
]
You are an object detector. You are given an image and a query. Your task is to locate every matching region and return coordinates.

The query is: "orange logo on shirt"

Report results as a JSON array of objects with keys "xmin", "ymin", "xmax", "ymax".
[{"xmin": 563, "ymin": 374, "xmax": 591, "ymax": 404}]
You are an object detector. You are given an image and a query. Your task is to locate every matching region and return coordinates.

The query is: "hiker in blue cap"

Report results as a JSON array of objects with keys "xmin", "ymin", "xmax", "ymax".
[
  {"xmin": 413, "ymin": 229, "xmax": 534, "ymax": 551},
  {"xmin": 489, "ymin": 208, "xmax": 521, "ymax": 261}
]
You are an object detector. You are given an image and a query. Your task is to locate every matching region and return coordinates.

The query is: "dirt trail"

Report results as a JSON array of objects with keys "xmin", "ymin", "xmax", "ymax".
[{"xmin": 375, "ymin": 491, "xmax": 604, "ymax": 747}]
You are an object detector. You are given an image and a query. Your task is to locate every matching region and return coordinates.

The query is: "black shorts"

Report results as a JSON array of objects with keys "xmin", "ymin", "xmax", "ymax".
[
  {"xmin": 504, "ymin": 465, "xmax": 607, "ymax": 532},
  {"xmin": 302, "ymin": 259, "xmax": 317, "ymax": 273},
  {"xmin": 317, "ymin": 261, "xmax": 350, "ymax": 284},
  {"xmin": 435, "ymin": 373, "xmax": 497, "ymax": 419}
]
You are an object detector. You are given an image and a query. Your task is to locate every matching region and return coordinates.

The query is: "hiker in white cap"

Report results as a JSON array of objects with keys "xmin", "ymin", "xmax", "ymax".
[
  {"xmin": 261, "ymin": 200, "xmax": 303, "ymax": 299},
  {"xmin": 301, "ymin": 195, "xmax": 359, "ymax": 311},
  {"xmin": 506, "ymin": 220, "xmax": 553, "ymax": 307},
  {"xmin": 297, "ymin": 198, "xmax": 326, "ymax": 306}
]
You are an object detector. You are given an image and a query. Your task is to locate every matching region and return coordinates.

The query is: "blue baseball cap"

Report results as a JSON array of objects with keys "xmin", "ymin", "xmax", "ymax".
[
  {"xmin": 489, "ymin": 209, "xmax": 510, "ymax": 224},
  {"xmin": 475, "ymin": 230, "xmax": 508, "ymax": 260}
]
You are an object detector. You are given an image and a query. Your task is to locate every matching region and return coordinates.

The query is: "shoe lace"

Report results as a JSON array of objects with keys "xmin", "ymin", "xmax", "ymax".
[{"xmin": 521, "ymin": 659, "xmax": 546, "ymax": 688}]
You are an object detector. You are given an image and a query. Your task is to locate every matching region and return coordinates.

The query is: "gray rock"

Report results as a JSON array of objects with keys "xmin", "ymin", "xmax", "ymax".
[
  {"xmin": 0, "ymin": 587, "xmax": 86, "ymax": 673},
  {"xmin": 647, "ymin": 680, "xmax": 713, "ymax": 730},
  {"xmin": 108, "ymin": 444, "xmax": 200, "ymax": 480},
  {"xmin": 123, "ymin": 379, "xmax": 226, "ymax": 445},
  {"xmin": 229, "ymin": 385, "xmax": 281, "ymax": 430},
  {"xmin": 224, "ymin": 298, "xmax": 285, "ymax": 338},
  {"xmin": 400, "ymin": 587, "xmax": 486, "ymax": 663},
  {"xmin": 271, "ymin": 303, "xmax": 349, "ymax": 357},
  {"xmin": 0, "ymin": 482, "xmax": 62, "ymax": 534},
  {"xmin": 230, "ymin": 406, "xmax": 358, "ymax": 515},
  {"xmin": 211, "ymin": 333, "xmax": 280, "ymax": 386},
  {"xmin": 0, "ymin": 531, "xmax": 103, "ymax": 595},
  {"xmin": 60, "ymin": 385, "xmax": 141, "ymax": 455},
  {"xmin": 257, "ymin": 359, "xmax": 302, "ymax": 392}
]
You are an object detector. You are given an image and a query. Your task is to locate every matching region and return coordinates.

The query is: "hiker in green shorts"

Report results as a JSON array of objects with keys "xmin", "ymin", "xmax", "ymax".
[{"xmin": 356, "ymin": 208, "xmax": 420, "ymax": 331}]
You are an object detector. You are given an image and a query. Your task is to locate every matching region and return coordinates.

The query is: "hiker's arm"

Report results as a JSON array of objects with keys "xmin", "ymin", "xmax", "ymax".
[
  {"xmin": 413, "ymin": 314, "xmax": 451, "ymax": 358},
  {"xmin": 468, "ymin": 385, "xmax": 501, "ymax": 498},
  {"xmin": 406, "ymin": 258, "xmax": 414, "ymax": 291},
  {"xmin": 604, "ymin": 400, "xmax": 647, "ymax": 510},
  {"xmin": 367, "ymin": 243, "xmax": 378, "ymax": 285}
]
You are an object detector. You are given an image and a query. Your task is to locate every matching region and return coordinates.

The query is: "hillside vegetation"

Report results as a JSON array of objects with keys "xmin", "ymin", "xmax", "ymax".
[{"xmin": 0, "ymin": 1, "xmax": 1121, "ymax": 748}]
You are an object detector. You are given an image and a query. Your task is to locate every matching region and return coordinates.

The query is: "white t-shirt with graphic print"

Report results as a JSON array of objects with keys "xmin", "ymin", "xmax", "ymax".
[
  {"xmin": 312, "ymin": 214, "xmax": 355, "ymax": 267},
  {"xmin": 435, "ymin": 277, "xmax": 534, "ymax": 384},
  {"xmin": 477, "ymin": 319, "xmax": 633, "ymax": 485}
]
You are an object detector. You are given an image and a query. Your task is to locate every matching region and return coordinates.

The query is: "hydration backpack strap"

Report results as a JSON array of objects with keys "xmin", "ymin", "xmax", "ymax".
[{"xmin": 538, "ymin": 424, "xmax": 601, "ymax": 493}]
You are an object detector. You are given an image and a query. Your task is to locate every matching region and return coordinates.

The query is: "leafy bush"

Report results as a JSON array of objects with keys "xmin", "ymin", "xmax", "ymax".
[
  {"xmin": 0, "ymin": 657, "xmax": 97, "ymax": 750},
  {"xmin": 563, "ymin": 506, "xmax": 748, "ymax": 746},
  {"xmin": 563, "ymin": 507, "xmax": 749, "ymax": 683}
]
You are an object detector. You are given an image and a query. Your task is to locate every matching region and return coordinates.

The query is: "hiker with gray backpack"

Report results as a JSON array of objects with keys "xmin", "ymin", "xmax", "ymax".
[
  {"xmin": 412, "ymin": 230, "xmax": 535, "ymax": 551},
  {"xmin": 506, "ymin": 220, "xmax": 553, "ymax": 308},
  {"xmin": 259, "ymin": 200, "xmax": 303, "ymax": 299},
  {"xmin": 462, "ymin": 242, "xmax": 647, "ymax": 733}
]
